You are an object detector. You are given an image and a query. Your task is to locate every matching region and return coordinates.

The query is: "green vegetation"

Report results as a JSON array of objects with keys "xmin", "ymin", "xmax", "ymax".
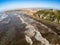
[{"xmin": 33, "ymin": 9, "xmax": 60, "ymax": 24}]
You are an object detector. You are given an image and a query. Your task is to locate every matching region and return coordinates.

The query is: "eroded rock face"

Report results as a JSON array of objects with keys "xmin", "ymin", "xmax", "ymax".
[{"xmin": 0, "ymin": 11, "xmax": 60, "ymax": 45}]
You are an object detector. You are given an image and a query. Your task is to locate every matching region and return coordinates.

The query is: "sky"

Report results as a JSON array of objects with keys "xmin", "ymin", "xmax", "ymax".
[{"xmin": 0, "ymin": 0, "xmax": 60, "ymax": 11}]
